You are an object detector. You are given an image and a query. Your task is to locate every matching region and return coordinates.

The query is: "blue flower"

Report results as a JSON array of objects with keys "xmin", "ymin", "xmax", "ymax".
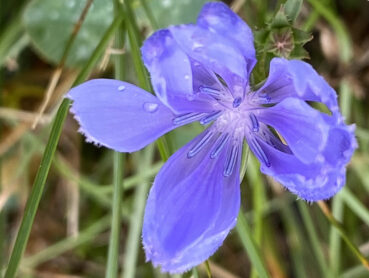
[{"xmin": 67, "ymin": 2, "xmax": 357, "ymax": 274}]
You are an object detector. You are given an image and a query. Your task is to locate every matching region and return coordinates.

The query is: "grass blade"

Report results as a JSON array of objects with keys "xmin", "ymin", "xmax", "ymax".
[
  {"xmin": 318, "ymin": 201, "xmax": 369, "ymax": 271},
  {"xmin": 297, "ymin": 201, "xmax": 331, "ymax": 277},
  {"xmin": 105, "ymin": 153, "xmax": 125, "ymax": 278},
  {"xmin": 122, "ymin": 146, "xmax": 154, "ymax": 278},
  {"xmin": 236, "ymin": 212, "xmax": 270, "ymax": 278},
  {"xmin": 106, "ymin": 1, "xmax": 126, "ymax": 277},
  {"xmin": 340, "ymin": 188, "xmax": 369, "ymax": 227}
]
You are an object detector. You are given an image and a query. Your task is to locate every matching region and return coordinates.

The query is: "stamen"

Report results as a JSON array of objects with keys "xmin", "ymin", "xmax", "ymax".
[
  {"xmin": 200, "ymin": 111, "xmax": 222, "ymax": 125},
  {"xmin": 173, "ymin": 112, "xmax": 206, "ymax": 125},
  {"xmin": 210, "ymin": 133, "xmax": 230, "ymax": 159},
  {"xmin": 258, "ymin": 92, "xmax": 271, "ymax": 103},
  {"xmin": 187, "ymin": 131, "xmax": 214, "ymax": 158},
  {"xmin": 224, "ymin": 144, "xmax": 239, "ymax": 177},
  {"xmin": 249, "ymin": 113, "xmax": 259, "ymax": 132},
  {"xmin": 232, "ymin": 97, "xmax": 242, "ymax": 108},
  {"xmin": 199, "ymin": 86, "xmax": 222, "ymax": 98},
  {"xmin": 249, "ymin": 138, "xmax": 271, "ymax": 167}
]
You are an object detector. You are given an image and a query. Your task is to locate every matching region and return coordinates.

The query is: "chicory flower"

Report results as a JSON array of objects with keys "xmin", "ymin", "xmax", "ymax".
[{"xmin": 67, "ymin": 2, "xmax": 357, "ymax": 273}]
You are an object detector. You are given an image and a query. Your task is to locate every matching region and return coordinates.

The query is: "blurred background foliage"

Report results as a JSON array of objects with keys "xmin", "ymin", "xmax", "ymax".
[{"xmin": 1, "ymin": 0, "xmax": 369, "ymax": 277}]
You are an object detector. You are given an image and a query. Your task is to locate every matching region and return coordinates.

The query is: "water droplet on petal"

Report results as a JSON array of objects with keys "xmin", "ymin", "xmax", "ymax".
[
  {"xmin": 184, "ymin": 74, "xmax": 190, "ymax": 80},
  {"xmin": 118, "ymin": 85, "xmax": 126, "ymax": 91},
  {"xmin": 143, "ymin": 102, "xmax": 159, "ymax": 113}
]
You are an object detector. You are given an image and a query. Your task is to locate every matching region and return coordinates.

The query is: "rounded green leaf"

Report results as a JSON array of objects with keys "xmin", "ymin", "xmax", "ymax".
[
  {"xmin": 23, "ymin": 0, "xmax": 113, "ymax": 67},
  {"xmin": 138, "ymin": 0, "xmax": 209, "ymax": 29}
]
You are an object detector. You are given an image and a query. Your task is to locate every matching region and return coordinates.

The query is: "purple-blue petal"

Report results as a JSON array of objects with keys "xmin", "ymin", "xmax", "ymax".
[
  {"xmin": 67, "ymin": 79, "xmax": 176, "ymax": 152},
  {"xmin": 257, "ymin": 58, "xmax": 340, "ymax": 118},
  {"xmin": 141, "ymin": 29, "xmax": 217, "ymax": 114},
  {"xmin": 249, "ymin": 120, "xmax": 356, "ymax": 201},
  {"xmin": 169, "ymin": 23, "xmax": 249, "ymax": 99},
  {"xmin": 256, "ymin": 97, "xmax": 329, "ymax": 164},
  {"xmin": 143, "ymin": 131, "xmax": 240, "ymax": 273},
  {"xmin": 257, "ymin": 137, "xmax": 348, "ymax": 201},
  {"xmin": 197, "ymin": 2, "xmax": 256, "ymax": 76}
]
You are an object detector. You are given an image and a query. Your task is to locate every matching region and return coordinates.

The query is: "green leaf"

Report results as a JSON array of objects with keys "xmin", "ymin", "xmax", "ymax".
[
  {"xmin": 270, "ymin": 8, "xmax": 290, "ymax": 29},
  {"xmin": 138, "ymin": 0, "xmax": 208, "ymax": 28},
  {"xmin": 289, "ymin": 45, "xmax": 310, "ymax": 59},
  {"xmin": 23, "ymin": 0, "xmax": 113, "ymax": 66},
  {"xmin": 292, "ymin": 28, "xmax": 313, "ymax": 44},
  {"xmin": 284, "ymin": 0, "xmax": 303, "ymax": 22}
]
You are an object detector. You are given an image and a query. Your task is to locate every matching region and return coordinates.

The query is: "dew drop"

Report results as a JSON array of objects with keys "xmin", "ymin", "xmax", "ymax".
[
  {"xmin": 143, "ymin": 102, "xmax": 159, "ymax": 113},
  {"xmin": 118, "ymin": 85, "xmax": 126, "ymax": 91},
  {"xmin": 184, "ymin": 74, "xmax": 190, "ymax": 80}
]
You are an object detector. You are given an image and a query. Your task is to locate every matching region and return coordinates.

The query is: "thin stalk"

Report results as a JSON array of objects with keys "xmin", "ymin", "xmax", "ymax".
[
  {"xmin": 0, "ymin": 6, "xmax": 24, "ymax": 66},
  {"xmin": 140, "ymin": 0, "xmax": 159, "ymax": 29},
  {"xmin": 32, "ymin": 0, "xmax": 94, "ymax": 128},
  {"xmin": 121, "ymin": 146, "xmax": 154, "ymax": 278},
  {"xmin": 340, "ymin": 188, "xmax": 369, "ymax": 227},
  {"xmin": 106, "ymin": 2, "xmax": 126, "ymax": 276},
  {"xmin": 205, "ymin": 260, "xmax": 212, "ymax": 278},
  {"xmin": 236, "ymin": 212, "xmax": 270, "ymax": 278},
  {"xmin": 4, "ymin": 15, "xmax": 123, "ymax": 278},
  {"xmin": 297, "ymin": 201, "xmax": 331, "ymax": 277},
  {"xmin": 329, "ymin": 193, "xmax": 344, "ymax": 277},
  {"xmin": 105, "ymin": 153, "xmax": 125, "ymax": 278},
  {"xmin": 329, "ymin": 78, "xmax": 352, "ymax": 277},
  {"xmin": 280, "ymin": 204, "xmax": 308, "ymax": 278},
  {"xmin": 318, "ymin": 201, "xmax": 369, "ymax": 270},
  {"xmin": 249, "ymin": 156, "xmax": 265, "ymax": 278}
]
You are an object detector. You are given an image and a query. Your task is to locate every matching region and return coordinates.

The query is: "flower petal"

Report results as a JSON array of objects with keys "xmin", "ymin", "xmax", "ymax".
[
  {"xmin": 256, "ymin": 97, "xmax": 328, "ymax": 164},
  {"xmin": 67, "ymin": 79, "xmax": 176, "ymax": 152},
  {"xmin": 257, "ymin": 58, "xmax": 339, "ymax": 117},
  {"xmin": 143, "ymin": 131, "xmax": 241, "ymax": 273},
  {"xmin": 197, "ymin": 2, "xmax": 256, "ymax": 75},
  {"xmin": 250, "ymin": 123, "xmax": 356, "ymax": 201},
  {"xmin": 257, "ymin": 137, "xmax": 347, "ymax": 201},
  {"xmin": 169, "ymin": 23, "xmax": 249, "ymax": 98},
  {"xmin": 141, "ymin": 29, "xmax": 217, "ymax": 114}
]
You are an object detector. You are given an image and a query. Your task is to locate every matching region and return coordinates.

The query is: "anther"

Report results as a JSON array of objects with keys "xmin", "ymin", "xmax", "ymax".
[
  {"xmin": 187, "ymin": 131, "xmax": 214, "ymax": 158},
  {"xmin": 232, "ymin": 97, "xmax": 242, "ymax": 108},
  {"xmin": 210, "ymin": 133, "xmax": 230, "ymax": 159},
  {"xmin": 249, "ymin": 113, "xmax": 259, "ymax": 132},
  {"xmin": 258, "ymin": 92, "xmax": 271, "ymax": 103},
  {"xmin": 173, "ymin": 112, "xmax": 206, "ymax": 125},
  {"xmin": 224, "ymin": 144, "xmax": 239, "ymax": 177},
  {"xmin": 200, "ymin": 111, "xmax": 222, "ymax": 125}
]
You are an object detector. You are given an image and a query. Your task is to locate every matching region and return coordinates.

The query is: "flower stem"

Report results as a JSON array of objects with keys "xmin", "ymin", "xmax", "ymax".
[
  {"xmin": 317, "ymin": 201, "xmax": 369, "ymax": 271},
  {"xmin": 105, "ymin": 1, "xmax": 127, "ymax": 277},
  {"xmin": 236, "ymin": 212, "xmax": 270, "ymax": 278},
  {"xmin": 122, "ymin": 146, "xmax": 154, "ymax": 278}
]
